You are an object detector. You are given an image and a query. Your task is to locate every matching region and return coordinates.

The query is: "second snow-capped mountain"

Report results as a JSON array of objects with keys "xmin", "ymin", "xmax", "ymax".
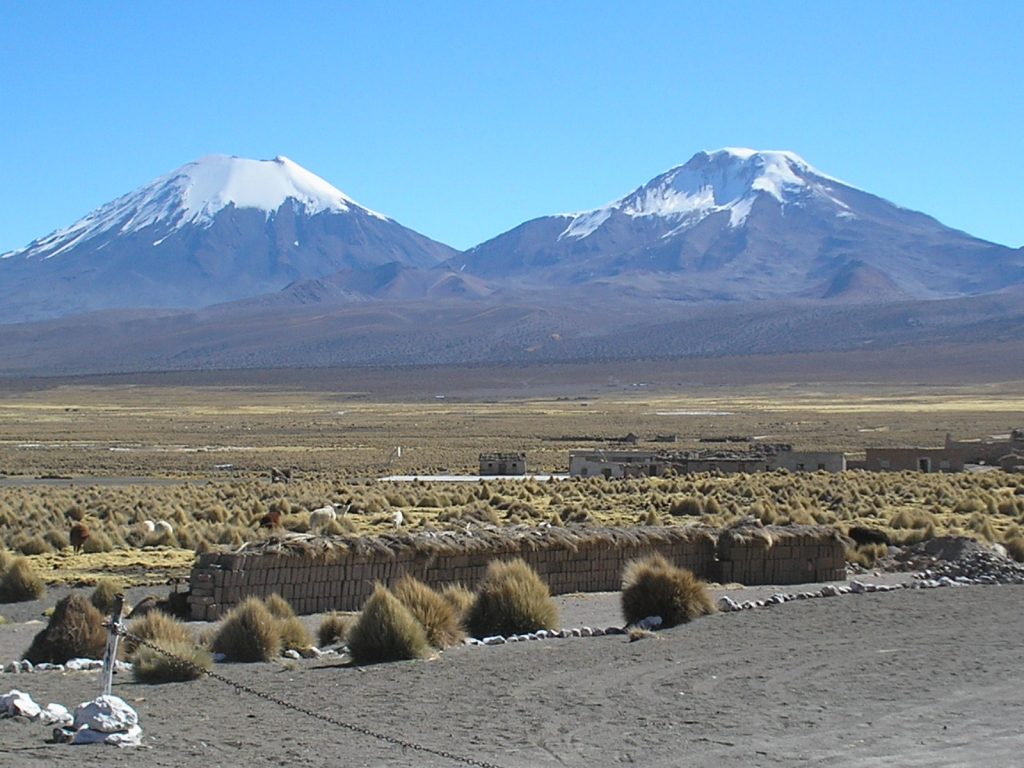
[
  {"xmin": 0, "ymin": 155, "xmax": 455, "ymax": 321},
  {"xmin": 456, "ymin": 148, "xmax": 1021, "ymax": 301}
]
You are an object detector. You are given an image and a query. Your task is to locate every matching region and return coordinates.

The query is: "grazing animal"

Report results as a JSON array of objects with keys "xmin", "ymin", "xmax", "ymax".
[
  {"xmin": 392, "ymin": 509, "xmax": 405, "ymax": 528},
  {"xmin": 847, "ymin": 526, "xmax": 891, "ymax": 546},
  {"xmin": 259, "ymin": 509, "xmax": 282, "ymax": 529},
  {"xmin": 309, "ymin": 504, "xmax": 338, "ymax": 531},
  {"xmin": 70, "ymin": 523, "xmax": 90, "ymax": 554}
]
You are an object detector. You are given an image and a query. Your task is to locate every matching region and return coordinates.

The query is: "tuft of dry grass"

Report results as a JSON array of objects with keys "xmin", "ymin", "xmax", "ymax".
[
  {"xmin": 621, "ymin": 553, "xmax": 715, "ymax": 628},
  {"xmin": 264, "ymin": 593, "xmax": 297, "ymax": 619},
  {"xmin": 82, "ymin": 530, "xmax": 115, "ymax": 554},
  {"xmin": 126, "ymin": 609, "xmax": 193, "ymax": 654},
  {"xmin": 211, "ymin": 597, "xmax": 282, "ymax": 662},
  {"xmin": 90, "ymin": 577, "xmax": 123, "ymax": 614},
  {"xmin": 392, "ymin": 575, "xmax": 465, "ymax": 649},
  {"xmin": 438, "ymin": 583, "xmax": 475, "ymax": 625},
  {"xmin": 132, "ymin": 640, "xmax": 212, "ymax": 683},
  {"xmin": 0, "ymin": 556, "xmax": 46, "ymax": 603},
  {"xmin": 1004, "ymin": 536, "xmax": 1024, "ymax": 563},
  {"xmin": 628, "ymin": 627, "xmax": 657, "ymax": 642},
  {"xmin": 846, "ymin": 543, "xmax": 887, "ymax": 568},
  {"xmin": 347, "ymin": 584, "xmax": 431, "ymax": 664},
  {"xmin": 466, "ymin": 558, "xmax": 558, "ymax": 638},
  {"xmin": 318, "ymin": 612, "xmax": 352, "ymax": 647},
  {"xmin": 23, "ymin": 594, "xmax": 107, "ymax": 664},
  {"xmin": 276, "ymin": 615, "xmax": 313, "ymax": 651}
]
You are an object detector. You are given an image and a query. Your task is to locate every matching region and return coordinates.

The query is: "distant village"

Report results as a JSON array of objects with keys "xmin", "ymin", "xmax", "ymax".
[{"xmin": 479, "ymin": 428, "xmax": 1024, "ymax": 478}]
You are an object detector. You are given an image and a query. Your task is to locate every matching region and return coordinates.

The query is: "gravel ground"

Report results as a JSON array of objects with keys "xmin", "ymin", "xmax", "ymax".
[{"xmin": 3, "ymin": 575, "xmax": 1021, "ymax": 767}]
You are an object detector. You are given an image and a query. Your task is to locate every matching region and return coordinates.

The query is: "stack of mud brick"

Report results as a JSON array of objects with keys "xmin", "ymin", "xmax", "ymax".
[
  {"xmin": 714, "ymin": 526, "xmax": 846, "ymax": 585},
  {"xmin": 189, "ymin": 525, "xmax": 844, "ymax": 620}
]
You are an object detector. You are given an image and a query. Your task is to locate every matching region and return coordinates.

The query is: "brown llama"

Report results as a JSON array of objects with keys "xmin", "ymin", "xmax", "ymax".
[{"xmin": 70, "ymin": 523, "xmax": 90, "ymax": 554}]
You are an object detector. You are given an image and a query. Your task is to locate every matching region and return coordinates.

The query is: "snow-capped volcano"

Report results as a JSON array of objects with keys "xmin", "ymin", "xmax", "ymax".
[
  {"xmin": 457, "ymin": 148, "xmax": 1023, "ymax": 301},
  {"xmin": 560, "ymin": 148, "xmax": 852, "ymax": 239},
  {"xmin": 4, "ymin": 155, "xmax": 387, "ymax": 263},
  {"xmin": 0, "ymin": 155, "xmax": 455, "ymax": 321}
]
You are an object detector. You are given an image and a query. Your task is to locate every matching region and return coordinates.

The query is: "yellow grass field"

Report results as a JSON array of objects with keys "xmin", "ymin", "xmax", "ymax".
[{"xmin": 1, "ymin": 378, "xmax": 1022, "ymax": 584}]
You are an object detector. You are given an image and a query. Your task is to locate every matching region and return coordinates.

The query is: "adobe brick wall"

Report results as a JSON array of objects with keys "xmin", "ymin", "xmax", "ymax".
[{"xmin": 188, "ymin": 525, "xmax": 844, "ymax": 621}]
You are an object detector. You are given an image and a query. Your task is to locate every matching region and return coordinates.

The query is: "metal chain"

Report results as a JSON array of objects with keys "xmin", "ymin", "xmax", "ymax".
[{"xmin": 120, "ymin": 628, "xmax": 507, "ymax": 768}]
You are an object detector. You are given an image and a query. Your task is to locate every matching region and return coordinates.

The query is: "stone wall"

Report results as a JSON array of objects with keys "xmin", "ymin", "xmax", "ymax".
[
  {"xmin": 188, "ymin": 525, "xmax": 845, "ymax": 621},
  {"xmin": 714, "ymin": 526, "xmax": 847, "ymax": 585}
]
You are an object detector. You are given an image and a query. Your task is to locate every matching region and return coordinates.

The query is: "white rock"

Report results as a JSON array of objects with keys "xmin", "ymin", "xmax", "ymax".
[
  {"xmin": 579, "ymin": 627, "xmax": 593, "ymax": 637},
  {"xmin": 849, "ymin": 580, "xmax": 867, "ymax": 594},
  {"xmin": 73, "ymin": 695, "xmax": 139, "ymax": 734},
  {"xmin": 591, "ymin": 627, "xmax": 605, "ymax": 636},
  {"xmin": 482, "ymin": 636, "xmax": 506, "ymax": 646},
  {"xmin": 39, "ymin": 702, "xmax": 73, "ymax": 726},
  {"xmin": 283, "ymin": 649, "xmax": 301, "ymax": 659},
  {"xmin": 717, "ymin": 596, "xmax": 742, "ymax": 612},
  {"xmin": 1, "ymin": 689, "xmax": 41, "ymax": 719}
]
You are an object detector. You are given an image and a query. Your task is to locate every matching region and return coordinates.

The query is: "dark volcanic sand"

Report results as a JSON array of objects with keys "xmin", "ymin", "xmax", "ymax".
[{"xmin": 2, "ymin": 584, "xmax": 1022, "ymax": 767}]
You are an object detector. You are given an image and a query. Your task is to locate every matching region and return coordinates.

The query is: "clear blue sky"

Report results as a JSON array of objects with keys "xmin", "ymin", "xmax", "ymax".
[{"xmin": 2, "ymin": 1, "xmax": 1021, "ymax": 253}]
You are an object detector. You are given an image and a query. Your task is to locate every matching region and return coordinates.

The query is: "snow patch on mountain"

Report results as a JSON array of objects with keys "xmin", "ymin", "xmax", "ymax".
[
  {"xmin": 560, "ymin": 148, "xmax": 855, "ymax": 240},
  {"xmin": 4, "ymin": 155, "xmax": 387, "ymax": 261}
]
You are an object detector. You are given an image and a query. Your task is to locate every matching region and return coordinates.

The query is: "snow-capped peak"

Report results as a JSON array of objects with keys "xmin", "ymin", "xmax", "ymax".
[
  {"xmin": 4, "ymin": 155, "xmax": 387, "ymax": 260},
  {"xmin": 560, "ymin": 148, "xmax": 853, "ymax": 240},
  {"xmin": 174, "ymin": 154, "xmax": 386, "ymax": 223}
]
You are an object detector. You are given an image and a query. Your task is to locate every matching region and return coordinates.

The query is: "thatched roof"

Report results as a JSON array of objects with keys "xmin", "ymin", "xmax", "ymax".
[{"xmin": 224, "ymin": 524, "xmax": 717, "ymax": 563}]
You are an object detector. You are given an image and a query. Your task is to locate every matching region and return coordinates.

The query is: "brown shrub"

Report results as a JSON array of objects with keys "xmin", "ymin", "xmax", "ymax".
[
  {"xmin": 438, "ymin": 583, "xmax": 475, "ymax": 624},
  {"xmin": 132, "ymin": 640, "xmax": 212, "ymax": 683},
  {"xmin": 126, "ymin": 609, "xmax": 193, "ymax": 654},
  {"xmin": 264, "ymin": 593, "xmax": 296, "ymax": 619},
  {"xmin": 277, "ymin": 615, "xmax": 313, "ymax": 651},
  {"xmin": 620, "ymin": 553, "xmax": 715, "ymax": 628},
  {"xmin": 90, "ymin": 577, "xmax": 123, "ymax": 614},
  {"xmin": 392, "ymin": 575, "xmax": 464, "ymax": 649},
  {"xmin": 0, "ymin": 557, "xmax": 46, "ymax": 603},
  {"xmin": 1004, "ymin": 536, "xmax": 1024, "ymax": 563},
  {"xmin": 466, "ymin": 558, "xmax": 558, "ymax": 638},
  {"xmin": 347, "ymin": 584, "xmax": 431, "ymax": 664},
  {"xmin": 318, "ymin": 612, "xmax": 352, "ymax": 647},
  {"xmin": 210, "ymin": 597, "xmax": 281, "ymax": 662},
  {"xmin": 23, "ymin": 594, "xmax": 106, "ymax": 664}
]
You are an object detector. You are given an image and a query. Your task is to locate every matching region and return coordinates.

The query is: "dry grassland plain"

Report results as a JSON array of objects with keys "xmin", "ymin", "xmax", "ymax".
[{"xmin": 1, "ymin": 369, "xmax": 1023, "ymax": 585}]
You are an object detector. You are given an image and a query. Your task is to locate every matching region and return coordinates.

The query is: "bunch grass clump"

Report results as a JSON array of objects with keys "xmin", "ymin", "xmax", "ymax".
[
  {"xmin": 466, "ymin": 558, "xmax": 558, "ymax": 638},
  {"xmin": 347, "ymin": 584, "xmax": 431, "ymax": 664},
  {"xmin": 23, "ymin": 594, "xmax": 107, "ymax": 664},
  {"xmin": 126, "ymin": 609, "xmax": 193, "ymax": 654},
  {"xmin": 1004, "ymin": 536, "xmax": 1024, "ymax": 563},
  {"xmin": 90, "ymin": 577, "xmax": 123, "ymax": 613},
  {"xmin": 620, "ymin": 553, "xmax": 715, "ymax": 629},
  {"xmin": 318, "ymin": 612, "xmax": 352, "ymax": 647},
  {"xmin": 261, "ymin": 593, "xmax": 311, "ymax": 650},
  {"xmin": 264, "ymin": 593, "xmax": 296, "ymax": 619},
  {"xmin": 392, "ymin": 575, "xmax": 465, "ymax": 648},
  {"xmin": 277, "ymin": 614, "xmax": 313, "ymax": 651},
  {"xmin": 0, "ymin": 556, "xmax": 46, "ymax": 603},
  {"xmin": 438, "ymin": 583, "xmax": 475, "ymax": 624},
  {"xmin": 132, "ymin": 640, "xmax": 212, "ymax": 683},
  {"xmin": 210, "ymin": 597, "xmax": 282, "ymax": 662}
]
